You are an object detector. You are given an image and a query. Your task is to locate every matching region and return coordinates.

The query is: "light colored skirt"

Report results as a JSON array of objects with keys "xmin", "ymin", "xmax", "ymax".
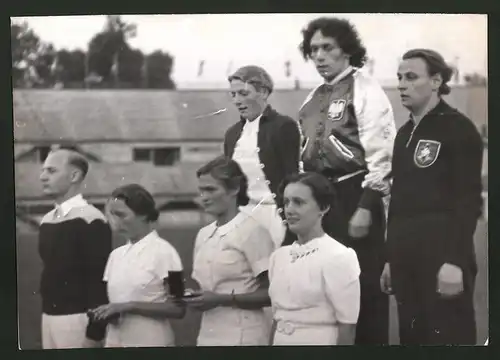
[
  {"xmin": 105, "ymin": 314, "xmax": 175, "ymax": 348},
  {"xmin": 197, "ymin": 307, "xmax": 270, "ymax": 346}
]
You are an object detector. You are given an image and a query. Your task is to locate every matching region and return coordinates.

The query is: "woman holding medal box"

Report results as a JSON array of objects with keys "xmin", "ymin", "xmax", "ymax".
[
  {"xmin": 183, "ymin": 156, "xmax": 275, "ymax": 346},
  {"xmin": 90, "ymin": 184, "xmax": 185, "ymax": 347}
]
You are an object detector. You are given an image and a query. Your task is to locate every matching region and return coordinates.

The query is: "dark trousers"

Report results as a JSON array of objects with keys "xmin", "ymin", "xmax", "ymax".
[
  {"xmin": 323, "ymin": 175, "xmax": 389, "ymax": 345},
  {"xmin": 388, "ymin": 214, "xmax": 477, "ymax": 345}
]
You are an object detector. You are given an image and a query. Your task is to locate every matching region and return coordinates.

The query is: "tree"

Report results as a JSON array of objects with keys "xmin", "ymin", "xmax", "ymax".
[
  {"xmin": 87, "ymin": 15, "xmax": 138, "ymax": 86},
  {"xmin": 118, "ymin": 48, "xmax": 144, "ymax": 88},
  {"xmin": 11, "ymin": 21, "xmax": 40, "ymax": 66},
  {"xmin": 34, "ymin": 43, "xmax": 57, "ymax": 85},
  {"xmin": 87, "ymin": 16, "xmax": 176, "ymax": 89},
  {"xmin": 11, "ymin": 21, "xmax": 43, "ymax": 87},
  {"xmin": 146, "ymin": 50, "xmax": 176, "ymax": 89},
  {"xmin": 55, "ymin": 49, "xmax": 86, "ymax": 86}
]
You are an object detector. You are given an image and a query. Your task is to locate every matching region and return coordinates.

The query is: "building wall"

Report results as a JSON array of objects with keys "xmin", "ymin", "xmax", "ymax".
[{"xmin": 14, "ymin": 86, "xmax": 487, "ymax": 203}]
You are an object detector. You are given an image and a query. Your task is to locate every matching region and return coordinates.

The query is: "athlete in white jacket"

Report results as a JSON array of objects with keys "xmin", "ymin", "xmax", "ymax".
[{"xmin": 292, "ymin": 17, "xmax": 396, "ymax": 345}]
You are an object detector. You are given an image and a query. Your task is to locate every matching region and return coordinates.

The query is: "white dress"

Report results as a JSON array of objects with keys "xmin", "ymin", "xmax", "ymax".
[
  {"xmin": 269, "ymin": 234, "xmax": 361, "ymax": 346},
  {"xmin": 103, "ymin": 230, "xmax": 183, "ymax": 347},
  {"xmin": 192, "ymin": 212, "xmax": 275, "ymax": 346}
]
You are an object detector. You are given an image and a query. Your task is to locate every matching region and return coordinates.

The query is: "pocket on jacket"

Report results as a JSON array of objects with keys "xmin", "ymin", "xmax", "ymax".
[
  {"xmin": 328, "ymin": 134, "xmax": 354, "ymax": 159},
  {"xmin": 321, "ymin": 135, "xmax": 362, "ymax": 172}
]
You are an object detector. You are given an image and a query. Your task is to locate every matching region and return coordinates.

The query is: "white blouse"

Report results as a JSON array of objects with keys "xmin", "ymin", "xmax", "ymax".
[
  {"xmin": 102, "ymin": 230, "xmax": 183, "ymax": 347},
  {"xmin": 104, "ymin": 230, "xmax": 183, "ymax": 303},
  {"xmin": 269, "ymin": 234, "xmax": 361, "ymax": 326},
  {"xmin": 192, "ymin": 212, "xmax": 275, "ymax": 345},
  {"xmin": 192, "ymin": 212, "xmax": 274, "ymax": 295}
]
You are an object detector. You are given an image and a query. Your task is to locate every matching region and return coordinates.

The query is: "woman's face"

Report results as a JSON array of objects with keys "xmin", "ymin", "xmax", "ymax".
[
  {"xmin": 283, "ymin": 182, "xmax": 324, "ymax": 235},
  {"xmin": 106, "ymin": 198, "xmax": 145, "ymax": 239},
  {"xmin": 197, "ymin": 173, "xmax": 238, "ymax": 216}
]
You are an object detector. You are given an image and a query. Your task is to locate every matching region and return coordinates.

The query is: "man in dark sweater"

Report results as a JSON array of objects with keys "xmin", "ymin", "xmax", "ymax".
[
  {"xmin": 38, "ymin": 147, "xmax": 112, "ymax": 348},
  {"xmin": 380, "ymin": 49, "xmax": 483, "ymax": 344}
]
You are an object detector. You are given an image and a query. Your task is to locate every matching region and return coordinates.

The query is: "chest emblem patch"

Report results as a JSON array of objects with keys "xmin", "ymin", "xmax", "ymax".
[
  {"xmin": 414, "ymin": 139, "xmax": 441, "ymax": 168},
  {"xmin": 327, "ymin": 99, "xmax": 347, "ymax": 121}
]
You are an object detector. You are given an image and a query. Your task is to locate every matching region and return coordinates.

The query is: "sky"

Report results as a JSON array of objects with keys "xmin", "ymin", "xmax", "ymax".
[{"xmin": 11, "ymin": 14, "xmax": 488, "ymax": 88}]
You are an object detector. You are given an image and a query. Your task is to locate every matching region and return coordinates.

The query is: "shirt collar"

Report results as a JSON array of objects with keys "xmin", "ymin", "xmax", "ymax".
[
  {"xmin": 291, "ymin": 234, "xmax": 324, "ymax": 249},
  {"xmin": 55, "ymin": 193, "xmax": 87, "ymax": 217},
  {"xmin": 324, "ymin": 66, "xmax": 355, "ymax": 87},
  {"xmin": 126, "ymin": 230, "xmax": 158, "ymax": 249},
  {"xmin": 214, "ymin": 212, "xmax": 247, "ymax": 237},
  {"xmin": 245, "ymin": 113, "xmax": 262, "ymax": 127}
]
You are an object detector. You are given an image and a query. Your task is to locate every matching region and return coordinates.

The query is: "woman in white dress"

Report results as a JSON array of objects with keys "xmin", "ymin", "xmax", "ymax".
[
  {"xmin": 269, "ymin": 172, "xmax": 361, "ymax": 346},
  {"xmin": 183, "ymin": 156, "xmax": 275, "ymax": 346},
  {"xmin": 90, "ymin": 184, "xmax": 185, "ymax": 347}
]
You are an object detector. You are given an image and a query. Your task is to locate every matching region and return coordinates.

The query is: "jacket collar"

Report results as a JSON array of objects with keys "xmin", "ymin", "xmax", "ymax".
[
  {"xmin": 324, "ymin": 66, "xmax": 356, "ymax": 87},
  {"xmin": 410, "ymin": 99, "xmax": 454, "ymax": 125}
]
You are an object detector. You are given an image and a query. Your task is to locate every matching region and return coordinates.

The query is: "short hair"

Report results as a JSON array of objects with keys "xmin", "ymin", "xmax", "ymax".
[
  {"xmin": 196, "ymin": 155, "xmax": 250, "ymax": 206},
  {"xmin": 299, "ymin": 17, "xmax": 367, "ymax": 68},
  {"xmin": 51, "ymin": 145, "xmax": 89, "ymax": 180},
  {"xmin": 402, "ymin": 48, "xmax": 453, "ymax": 95},
  {"xmin": 279, "ymin": 172, "xmax": 335, "ymax": 212},
  {"xmin": 111, "ymin": 184, "xmax": 159, "ymax": 222},
  {"xmin": 228, "ymin": 65, "xmax": 274, "ymax": 95}
]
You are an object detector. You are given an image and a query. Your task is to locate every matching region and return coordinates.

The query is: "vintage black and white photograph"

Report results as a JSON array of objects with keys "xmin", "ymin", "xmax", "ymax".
[{"xmin": 12, "ymin": 13, "xmax": 488, "ymax": 349}]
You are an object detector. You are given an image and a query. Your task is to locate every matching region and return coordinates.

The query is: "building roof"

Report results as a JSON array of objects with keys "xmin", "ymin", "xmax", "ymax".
[
  {"xmin": 12, "ymin": 89, "xmax": 311, "ymax": 143},
  {"xmin": 13, "ymin": 87, "xmax": 485, "ymax": 144}
]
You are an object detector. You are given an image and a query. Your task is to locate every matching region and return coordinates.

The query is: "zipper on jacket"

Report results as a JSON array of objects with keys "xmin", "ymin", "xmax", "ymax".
[{"xmin": 406, "ymin": 121, "xmax": 419, "ymax": 148}]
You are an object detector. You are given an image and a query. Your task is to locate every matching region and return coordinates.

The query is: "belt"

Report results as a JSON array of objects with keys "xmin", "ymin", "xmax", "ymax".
[{"xmin": 275, "ymin": 320, "xmax": 334, "ymax": 336}]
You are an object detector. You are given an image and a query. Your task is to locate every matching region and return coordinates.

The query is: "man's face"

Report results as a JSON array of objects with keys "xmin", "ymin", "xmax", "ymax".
[
  {"xmin": 229, "ymin": 79, "xmax": 268, "ymax": 121},
  {"xmin": 309, "ymin": 30, "xmax": 350, "ymax": 81},
  {"xmin": 39, "ymin": 150, "xmax": 76, "ymax": 198},
  {"xmin": 397, "ymin": 57, "xmax": 442, "ymax": 111}
]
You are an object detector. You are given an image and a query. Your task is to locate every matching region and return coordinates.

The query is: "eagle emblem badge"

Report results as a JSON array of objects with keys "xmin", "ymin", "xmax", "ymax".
[
  {"xmin": 414, "ymin": 139, "xmax": 441, "ymax": 168},
  {"xmin": 327, "ymin": 99, "xmax": 347, "ymax": 121}
]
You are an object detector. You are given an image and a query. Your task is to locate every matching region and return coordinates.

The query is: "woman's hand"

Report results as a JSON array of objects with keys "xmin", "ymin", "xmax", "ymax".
[
  {"xmin": 182, "ymin": 291, "xmax": 227, "ymax": 312},
  {"xmin": 91, "ymin": 303, "xmax": 132, "ymax": 321}
]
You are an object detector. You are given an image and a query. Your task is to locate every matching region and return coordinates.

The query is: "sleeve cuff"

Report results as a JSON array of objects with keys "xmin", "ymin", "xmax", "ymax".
[{"xmin": 358, "ymin": 187, "xmax": 383, "ymax": 210}]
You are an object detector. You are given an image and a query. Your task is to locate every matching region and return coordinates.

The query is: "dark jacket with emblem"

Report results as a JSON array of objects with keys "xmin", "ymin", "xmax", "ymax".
[
  {"xmin": 386, "ymin": 100, "xmax": 483, "ymax": 274},
  {"xmin": 223, "ymin": 105, "xmax": 301, "ymax": 215}
]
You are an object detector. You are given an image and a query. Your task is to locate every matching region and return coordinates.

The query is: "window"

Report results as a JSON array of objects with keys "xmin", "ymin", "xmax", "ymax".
[
  {"xmin": 133, "ymin": 148, "xmax": 151, "ymax": 162},
  {"xmin": 132, "ymin": 147, "xmax": 181, "ymax": 166},
  {"xmin": 153, "ymin": 147, "xmax": 180, "ymax": 166}
]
